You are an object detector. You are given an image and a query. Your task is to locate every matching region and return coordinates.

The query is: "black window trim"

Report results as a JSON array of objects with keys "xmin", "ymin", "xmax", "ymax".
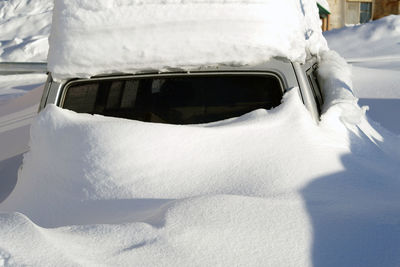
[
  {"xmin": 58, "ymin": 71, "xmax": 286, "ymax": 108},
  {"xmin": 305, "ymin": 65, "xmax": 324, "ymax": 115}
]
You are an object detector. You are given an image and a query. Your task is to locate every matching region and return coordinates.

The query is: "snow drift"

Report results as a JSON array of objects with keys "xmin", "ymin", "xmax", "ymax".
[
  {"xmin": 323, "ymin": 15, "xmax": 400, "ymax": 134},
  {"xmin": 2, "ymin": 51, "xmax": 400, "ymax": 265},
  {"xmin": 0, "ymin": 0, "xmax": 53, "ymax": 62},
  {"xmin": 324, "ymin": 15, "xmax": 400, "ymax": 60},
  {"xmin": 2, "ymin": 0, "xmax": 400, "ymax": 266},
  {"xmin": 2, "ymin": 74, "xmax": 400, "ymax": 266},
  {"xmin": 2, "ymin": 89, "xmax": 327, "ymax": 222},
  {"xmin": 47, "ymin": 0, "xmax": 328, "ymax": 80}
]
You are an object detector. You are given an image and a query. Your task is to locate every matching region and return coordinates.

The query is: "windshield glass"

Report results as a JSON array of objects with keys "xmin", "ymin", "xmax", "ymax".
[{"xmin": 62, "ymin": 74, "xmax": 284, "ymax": 124}]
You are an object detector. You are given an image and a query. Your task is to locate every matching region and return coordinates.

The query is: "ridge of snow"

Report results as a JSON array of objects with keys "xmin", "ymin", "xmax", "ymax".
[
  {"xmin": 324, "ymin": 15, "xmax": 400, "ymax": 59},
  {"xmin": 0, "ymin": 0, "xmax": 53, "ymax": 62}
]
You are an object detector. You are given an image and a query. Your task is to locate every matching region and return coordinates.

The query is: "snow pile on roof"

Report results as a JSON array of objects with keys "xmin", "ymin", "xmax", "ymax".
[
  {"xmin": 324, "ymin": 15, "xmax": 400, "ymax": 60},
  {"xmin": 0, "ymin": 0, "xmax": 53, "ymax": 62},
  {"xmin": 48, "ymin": 0, "xmax": 328, "ymax": 80}
]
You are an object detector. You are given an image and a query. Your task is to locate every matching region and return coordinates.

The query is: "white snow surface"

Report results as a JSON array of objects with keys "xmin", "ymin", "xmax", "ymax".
[
  {"xmin": 324, "ymin": 15, "xmax": 400, "ymax": 134},
  {"xmin": 0, "ymin": 0, "xmax": 53, "ymax": 62},
  {"xmin": 324, "ymin": 15, "xmax": 400, "ymax": 61},
  {"xmin": 2, "ymin": 50, "xmax": 400, "ymax": 266},
  {"xmin": 1, "ymin": 1, "xmax": 400, "ymax": 266},
  {"xmin": 0, "ymin": 73, "xmax": 46, "ymax": 105},
  {"xmin": 47, "ymin": 0, "xmax": 328, "ymax": 81}
]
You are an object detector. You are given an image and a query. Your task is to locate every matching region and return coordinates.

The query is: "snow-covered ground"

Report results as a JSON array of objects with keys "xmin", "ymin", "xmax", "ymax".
[
  {"xmin": 0, "ymin": 1, "xmax": 400, "ymax": 266},
  {"xmin": 324, "ymin": 15, "xmax": 400, "ymax": 134},
  {"xmin": 0, "ymin": 0, "xmax": 52, "ymax": 62}
]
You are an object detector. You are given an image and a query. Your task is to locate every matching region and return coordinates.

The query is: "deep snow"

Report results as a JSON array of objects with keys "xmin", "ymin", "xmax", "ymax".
[
  {"xmin": 2, "ymin": 86, "xmax": 400, "ymax": 266},
  {"xmin": 324, "ymin": 15, "xmax": 400, "ymax": 61},
  {"xmin": 0, "ymin": 1, "xmax": 400, "ymax": 266},
  {"xmin": 0, "ymin": 0, "xmax": 52, "ymax": 62},
  {"xmin": 47, "ymin": 0, "xmax": 327, "ymax": 81},
  {"xmin": 324, "ymin": 15, "xmax": 400, "ymax": 134}
]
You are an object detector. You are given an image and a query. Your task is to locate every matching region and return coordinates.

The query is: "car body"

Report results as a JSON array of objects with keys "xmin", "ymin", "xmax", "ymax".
[{"xmin": 39, "ymin": 57, "xmax": 323, "ymax": 124}]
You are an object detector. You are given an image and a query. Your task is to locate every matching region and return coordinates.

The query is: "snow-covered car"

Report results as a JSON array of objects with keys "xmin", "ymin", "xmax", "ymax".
[{"xmin": 39, "ymin": 57, "xmax": 323, "ymax": 124}]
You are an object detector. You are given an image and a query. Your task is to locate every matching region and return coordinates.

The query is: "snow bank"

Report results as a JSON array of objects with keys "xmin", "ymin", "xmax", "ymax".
[
  {"xmin": 0, "ymin": 0, "xmax": 53, "ymax": 62},
  {"xmin": 324, "ymin": 15, "xmax": 400, "ymax": 60},
  {"xmin": 48, "ymin": 0, "xmax": 328, "ymax": 80},
  {"xmin": 323, "ymin": 15, "xmax": 400, "ymax": 134}
]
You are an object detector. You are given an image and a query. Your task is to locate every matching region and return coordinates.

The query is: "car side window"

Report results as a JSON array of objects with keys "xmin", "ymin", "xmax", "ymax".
[{"xmin": 306, "ymin": 64, "xmax": 323, "ymax": 115}]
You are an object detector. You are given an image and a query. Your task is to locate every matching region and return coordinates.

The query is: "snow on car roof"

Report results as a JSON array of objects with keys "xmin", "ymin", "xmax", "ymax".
[{"xmin": 47, "ymin": 0, "xmax": 328, "ymax": 81}]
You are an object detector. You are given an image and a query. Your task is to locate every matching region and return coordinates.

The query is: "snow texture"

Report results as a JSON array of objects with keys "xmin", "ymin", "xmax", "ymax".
[
  {"xmin": 1, "ymin": 1, "xmax": 400, "ymax": 267},
  {"xmin": 324, "ymin": 15, "xmax": 400, "ymax": 134},
  {"xmin": 0, "ymin": 73, "xmax": 46, "ymax": 105},
  {"xmin": 324, "ymin": 15, "xmax": 400, "ymax": 60},
  {"xmin": 47, "ymin": 0, "xmax": 328, "ymax": 81},
  {"xmin": 2, "ymin": 51, "xmax": 400, "ymax": 266},
  {"xmin": 0, "ymin": 0, "xmax": 53, "ymax": 62}
]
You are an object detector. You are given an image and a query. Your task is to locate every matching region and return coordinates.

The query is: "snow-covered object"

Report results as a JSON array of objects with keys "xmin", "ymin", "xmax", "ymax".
[
  {"xmin": 48, "ymin": 0, "xmax": 328, "ymax": 81},
  {"xmin": 323, "ymin": 15, "xmax": 400, "ymax": 135},
  {"xmin": 2, "ymin": 9, "xmax": 400, "ymax": 265},
  {"xmin": 0, "ymin": 0, "xmax": 53, "ymax": 62},
  {"xmin": 2, "ymin": 82, "xmax": 400, "ymax": 265},
  {"xmin": 3, "ymin": 90, "xmax": 325, "ymax": 217},
  {"xmin": 318, "ymin": 50, "xmax": 371, "ymax": 134}
]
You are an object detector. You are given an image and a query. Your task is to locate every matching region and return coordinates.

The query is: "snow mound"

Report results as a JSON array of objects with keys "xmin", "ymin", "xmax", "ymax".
[
  {"xmin": 0, "ymin": 0, "xmax": 53, "ymax": 62},
  {"xmin": 3, "ymin": 89, "xmax": 329, "ymax": 226},
  {"xmin": 48, "ymin": 0, "xmax": 328, "ymax": 81},
  {"xmin": 3, "ymin": 1, "xmax": 400, "ymax": 266},
  {"xmin": 2, "ymin": 75, "xmax": 400, "ymax": 265},
  {"xmin": 324, "ymin": 15, "xmax": 400, "ymax": 59}
]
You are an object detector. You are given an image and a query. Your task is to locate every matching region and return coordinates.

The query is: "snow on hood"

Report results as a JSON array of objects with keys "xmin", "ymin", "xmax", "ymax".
[{"xmin": 47, "ymin": 0, "xmax": 328, "ymax": 81}]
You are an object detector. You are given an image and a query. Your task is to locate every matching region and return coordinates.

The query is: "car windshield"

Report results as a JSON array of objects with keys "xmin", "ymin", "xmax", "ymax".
[{"xmin": 62, "ymin": 74, "xmax": 284, "ymax": 124}]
